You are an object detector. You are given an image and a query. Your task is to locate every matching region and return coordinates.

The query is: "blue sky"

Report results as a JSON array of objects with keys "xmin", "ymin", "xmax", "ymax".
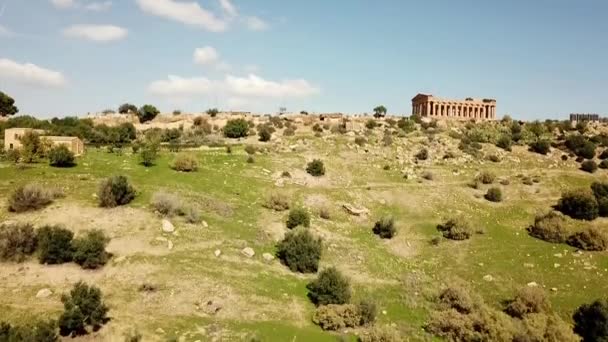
[{"xmin": 0, "ymin": 0, "xmax": 606, "ymax": 119}]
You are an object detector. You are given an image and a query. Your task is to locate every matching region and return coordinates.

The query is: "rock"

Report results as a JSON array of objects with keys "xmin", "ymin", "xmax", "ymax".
[
  {"xmin": 214, "ymin": 249, "xmax": 221, "ymax": 257},
  {"xmin": 114, "ymin": 256, "xmax": 127, "ymax": 263},
  {"xmin": 554, "ymin": 253, "xmax": 563, "ymax": 258},
  {"xmin": 554, "ymin": 263, "xmax": 560, "ymax": 268},
  {"xmin": 241, "ymin": 247, "xmax": 255, "ymax": 258},
  {"xmin": 382, "ymin": 310, "xmax": 387, "ymax": 315},
  {"xmin": 523, "ymin": 263, "xmax": 534, "ymax": 268},
  {"xmin": 527, "ymin": 282, "xmax": 538, "ymax": 287},
  {"xmin": 162, "ymin": 219, "xmax": 175, "ymax": 233},
  {"xmin": 155, "ymin": 328, "xmax": 165, "ymax": 334},
  {"xmin": 36, "ymin": 288, "xmax": 52, "ymax": 298},
  {"xmin": 202, "ymin": 221, "xmax": 209, "ymax": 228},
  {"xmin": 167, "ymin": 240, "xmax": 174, "ymax": 250},
  {"xmin": 342, "ymin": 203, "xmax": 369, "ymax": 216},
  {"xmin": 551, "ymin": 287, "xmax": 558, "ymax": 292},
  {"xmin": 483, "ymin": 275, "xmax": 494, "ymax": 282},
  {"xmin": 262, "ymin": 253, "xmax": 274, "ymax": 262}
]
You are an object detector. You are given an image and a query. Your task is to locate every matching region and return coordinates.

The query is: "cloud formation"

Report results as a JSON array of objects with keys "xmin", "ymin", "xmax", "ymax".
[
  {"xmin": 0, "ymin": 58, "xmax": 67, "ymax": 87},
  {"xmin": 193, "ymin": 46, "xmax": 220, "ymax": 65},
  {"xmin": 50, "ymin": 0, "xmax": 111, "ymax": 11},
  {"xmin": 246, "ymin": 16, "xmax": 269, "ymax": 31},
  {"xmin": 148, "ymin": 75, "xmax": 214, "ymax": 96},
  {"xmin": 63, "ymin": 24, "xmax": 128, "ymax": 42},
  {"xmin": 135, "ymin": 0, "xmax": 228, "ymax": 32},
  {"xmin": 85, "ymin": 1, "xmax": 112, "ymax": 11},
  {"xmin": 50, "ymin": 0, "xmax": 76, "ymax": 8}
]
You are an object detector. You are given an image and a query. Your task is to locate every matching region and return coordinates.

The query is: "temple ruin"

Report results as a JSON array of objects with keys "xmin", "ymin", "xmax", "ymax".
[{"xmin": 411, "ymin": 94, "xmax": 497, "ymax": 120}]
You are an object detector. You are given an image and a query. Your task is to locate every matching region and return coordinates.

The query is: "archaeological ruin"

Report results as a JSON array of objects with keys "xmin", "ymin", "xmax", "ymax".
[{"xmin": 411, "ymin": 93, "xmax": 497, "ymax": 120}]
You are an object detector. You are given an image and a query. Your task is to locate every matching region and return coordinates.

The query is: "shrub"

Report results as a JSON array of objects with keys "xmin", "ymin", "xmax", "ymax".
[
  {"xmin": 263, "ymin": 193, "xmax": 290, "ymax": 211},
  {"xmin": 437, "ymin": 286, "xmax": 475, "ymax": 314},
  {"xmin": 276, "ymin": 229, "xmax": 322, "ymax": 273},
  {"xmin": 358, "ymin": 326, "xmax": 401, "ymax": 342},
  {"xmin": 72, "ymin": 230, "xmax": 109, "ymax": 269},
  {"xmin": 246, "ymin": 155, "xmax": 255, "ymax": 163},
  {"xmin": 476, "ymin": 171, "xmax": 496, "ymax": 184},
  {"xmin": 151, "ymin": 191, "xmax": 182, "ymax": 216},
  {"xmin": 307, "ymin": 267, "xmax": 351, "ymax": 306},
  {"xmin": 170, "ymin": 154, "xmax": 198, "ymax": 172},
  {"xmin": 496, "ymin": 135, "xmax": 512, "ymax": 151},
  {"xmin": 437, "ymin": 218, "xmax": 472, "ymax": 240},
  {"xmin": 244, "ymin": 145, "xmax": 256, "ymax": 155},
  {"xmin": 529, "ymin": 140, "xmax": 550, "ymax": 155},
  {"xmin": 306, "ymin": 159, "xmax": 325, "ymax": 177},
  {"xmin": 527, "ymin": 212, "xmax": 569, "ymax": 243},
  {"xmin": 258, "ymin": 127, "xmax": 272, "ymax": 142},
  {"xmin": 484, "ymin": 187, "xmax": 503, "ymax": 202},
  {"xmin": 426, "ymin": 306, "xmax": 516, "ymax": 342},
  {"xmin": 557, "ymin": 190, "xmax": 599, "ymax": 220},
  {"xmin": 139, "ymin": 141, "xmax": 159, "ymax": 167},
  {"xmin": 573, "ymin": 299, "xmax": 608, "ymax": 342},
  {"xmin": 600, "ymin": 160, "xmax": 608, "ymax": 169},
  {"xmin": 206, "ymin": 108, "xmax": 219, "ymax": 117},
  {"xmin": 581, "ymin": 160, "xmax": 598, "ymax": 173},
  {"xmin": 20, "ymin": 131, "xmax": 43, "ymax": 163},
  {"xmin": 48, "ymin": 145, "xmax": 75, "ymax": 167},
  {"xmin": 8, "ymin": 184, "xmax": 53, "ymax": 213},
  {"xmin": 97, "ymin": 176, "xmax": 136, "ymax": 208},
  {"xmin": 312, "ymin": 123, "xmax": 323, "ymax": 133},
  {"xmin": 58, "ymin": 282, "xmax": 109, "ymax": 336},
  {"xmin": 0, "ymin": 320, "xmax": 59, "ymax": 342},
  {"xmin": 567, "ymin": 227, "xmax": 608, "ymax": 251},
  {"xmin": 283, "ymin": 127, "xmax": 295, "ymax": 136},
  {"xmin": 312, "ymin": 304, "xmax": 361, "ymax": 330},
  {"xmin": 358, "ymin": 300, "xmax": 377, "ymax": 326},
  {"xmin": 137, "ymin": 104, "xmax": 159, "ymax": 123},
  {"xmin": 519, "ymin": 313, "xmax": 579, "ymax": 342},
  {"xmin": 415, "ymin": 148, "xmax": 429, "ymax": 160},
  {"xmin": 5, "ymin": 148, "xmax": 20, "ymax": 163},
  {"xmin": 286, "ymin": 207, "xmax": 310, "ymax": 229},
  {"xmin": 0, "ymin": 223, "xmax": 37, "ymax": 262},
  {"xmin": 504, "ymin": 287, "xmax": 550, "ymax": 318},
  {"xmin": 37, "ymin": 225, "xmax": 74, "ymax": 264},
  {"xmin": 422, "ymin": 171, "xmax": 434, "ymax": 180},
  {"xmin": 223, "ymin": 119, "xmax": 249, "ymax": 138},
  {"xmin": 319, "ymin": 207, "xmax": 331, "ymax": 220},
  {"xmin": 354, "ymin": 137, "xmax": 367, "ymax": 146},
  {"xmin": 118, "ymin": 103, "xmax": 137, "ymax": 114},
  {"xmin": 372, "ymin": 217, "xmax": 396, "ymax": 239}
]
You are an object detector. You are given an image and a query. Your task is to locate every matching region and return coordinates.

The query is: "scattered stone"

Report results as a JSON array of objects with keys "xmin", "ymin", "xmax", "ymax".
[
  {"xmin": 382, "ymin": 310, "xmax": 387, "ymax": 315},
  {"xmin": 162, "ymin": 219, "xmax": 175, "ymax": 233},
  {"xmin": 155, "ymin": 328, "xmax": 165, "ymax": 334},
  {"xmin": 241, "ymin": 247, "xmax": 255, "ymax": 258},
  {"xmin": 167, "ymin": 240, "xmax": 174, "ymax": 250},
  {"xmin": 483, "ymin": 275, "xmax": 494, "ymax": 282},
  {"xmin": 262, "ymin": 253, "xmax": 274, "ymax": 262},
  {"xmin": 202, "ymin": 221, "xmax": 209, "ymax": 228},
  {"xmin": 36, "ymin": 288, "xmax": 52, "ymax": 299},
  {"xmin": 551, "ymin": 287, "xmax": 558, "ymax": 292},
  {"xmin": 523, "ymin": 263, "xmax": 534, "ymax": 268},
  {"xmin": 554, "ymin": 263, "xmax": 560, "ymax": 268},
  {"xmin": 342, "ymin": 203, "xmax": 369, "ymax": 216},
  {"xmin": 554, "ymin": 253, "xmax": 563, "ymax": 258},
  {"xmin": 527, "ymin": 282, "xmax": 538, "ymax": 287},
  {"xmin": 214, "ymin": 249, "xmax": 221, "ymax": 257},
  {"xmin": 114, "ymin": 256, "xmax": 127, "ymax": 263}
]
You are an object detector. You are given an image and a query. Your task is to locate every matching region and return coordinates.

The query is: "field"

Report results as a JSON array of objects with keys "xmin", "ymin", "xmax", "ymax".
[{"xmin": 1, "ymin": 125, "xmax": 607, "ymax": 341}]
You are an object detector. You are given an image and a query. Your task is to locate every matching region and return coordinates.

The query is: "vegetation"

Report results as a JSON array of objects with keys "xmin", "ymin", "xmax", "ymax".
[
  {"xmin": 170, "ymin": 154, "xmax": 198, "ymax": 172},
  {"xmin": 0, "ymin": 91, "xmax": 19, "ymax": 117},
  {"xmin": 258, "ymin": 126, "xmax": 272, "ymax": 142},
  {"xmin": 97, "ymin": 175, "xmax": 136, "ymax": 208},
  {"xmin": 306, "ymin": 159, "xmax": 325, "ymax": 177},
  {"xmin": 373, "ymin": 105, "xmax": 387, "ymax": 118},
  {"xmin": 37, "ymin": 225, "xmax": 74, "ymax": 264},
  {"xmin": 581, "ymin": 160, "xmax": 598, "ymax": 173},
  {"xmin": 8, "ymin": 184, "xmax": 54, "ymax": 213},
  {"xmin": 286, "ymin": 207, "xmax": 311, "ymax": 229},
  {"xmin": 72, "ymin": 230, "xmax": 109, "ymax": 269},
  {"xmin": 223, "ymin": 119, "xmax": 249, "ymax": 138},
  {"xmin": 0, "ymin": 223, "xmax": 37, "ymax": 262},
  {"xmin": 118, "ymin": 103, "xmax": 137, "ymax": 114},
  {"xmin": 476, "ymin": 171, "xmax": 496, "ymax": 184},
  {"xmin": 0, "ymin": 320, "xmax": 58, "ymax": 341},
  {"xmin": 263, "ymin": 193, "xmax": 290, "ymax": 211},
  {"xmin": 139, "ymin": 140, "xmax": 159, "ymax": 167},
  {"xmin": 527, "ymin": 212, "xmax": 569, "ymax": 243},
  {"xmin": 276, "ymin": 229, "xmax": 322, "ymax": 273},
  {"xmin": 307, "ymin": 267, "xmax": 351, "ymax": 306},
  {"xmin": 437, "ymin": 218, "xmax": 472, "ymax": 240},
  {"xmin": 557, "ymin": 190, "xmax": 599, "ymax": 221},
  {"xmin": 528, "ymin": 140, "xmax": 551, "ymax": 155},
  {"xmin": 415, "ymin": 148, "xmax": 429, "ymax": 160},
  {"xmin": 372, "ymin": 217, "xmax": 396, "ymax": 239},
  {"xmin": 567, "ymin": 227, "xmax": 608, "ymax": 251},
  {"xmin": 484, "ymin": 187, "xmax": 503, "ymax": 202},
  {"xmin": 48, "ymin": 145, "xmax": 75, "ymax": 167},
  {"xmin": 19, "ymin": 131, "xmax": 43, "ymax": 163},
  {"xmin": 137, "ymin": 104, "xmax": 159, "ymax": 123},
  {"xmin": 573, "ymin": 299, "xmax": 608, "ymax": 342},
  {"xmin": 206, "ymin": 108, "xmax": 219, "ymax": 117},
  {"xmin": 504, "ymin": 287, "xmax": 550, "ymax": 318},
  {"xmin": 58, "ymin": 282, "xmax": 109, "ymax": 336}
]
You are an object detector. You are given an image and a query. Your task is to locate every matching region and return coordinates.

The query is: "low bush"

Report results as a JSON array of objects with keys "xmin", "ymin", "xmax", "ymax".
[
  {"xmin": 519, "ymin": 313, "xmax": 579, "ymax": 342},
  {"xmin": 0, "ymin": 320, "xmax": 59, "ymax": 342},
  {"xmin": 528, "ymin": 140, "xmax": 551, "ymax": 155},
  {"xmin": 487, "ymin": 154, "xmax": 501, "ymax": 163},
  {"xmin": 600, "ymin": 150, "xmax": 608, "ymax": 160},
  {"xmin": 48, "ymin": 145, "xmax": 75, "ymax": 167},
  {"xmin": 150, "ymin": 191, "xmax": 183, "ymax": 216},
  {"xmin": 319, "ymin": 206, "xmax": 331, "ymax": 220},
  {"xmin": 306, "ymin": 159, "xmax": 325, "ymax": 177},
  {"xmin": 496, "ymin": 135, "xmax": 512, "ymax": 151},
  {"xmin": 426, "ymin": 306, "xmax": 516, "ymax": 342},
  {"xmin": 581, "ymin": 160, "xmax": 598, "ymax": 173},
  {"xmin": 422, "ymin": 171, "xmax": 434, "ymax": 180},
  {"xmin": 283, "ymin": 127, "xmax": 295, "ymax": 136},
  {"xmin": 98, "ymin": 176, "xmax": 136, "ymax": 208},
  {"xmin": 246, "ymin": 155, "xmax": 255, "ymax": 163},
  {"xmin": 5, "ymin": 148, "xmax": 20, "ymax": 163},
  {"xmin": 72, "ymin": 230, "xmax": 109, "ymax": 269},
  {"xmin": 437, "ymin": 286, "xmax": 475, "ymax": 314},
  {"xmin": 415, "ymin": 148, "xmax": 429, "ymax": 160},
  {"xmin": 263, "ymin": 193, "xmax": 290, "ymax": 211},
  {"xmin": 139, "ymin": 141, "xmax": 159, "ymax": 167},
  {"xmin": 0, "ymin": 223, "xmax": 37, "ymax": 262},
  {"xmin": 476, "ymin": 171, "xmax": 496, "ymax": 184},
  {"xmin": 258, "ymin": 127, "xmax": 272, "ymax": 142},
  {"xmin": 37, "ymin": 225, "xmax": 74, "ymax": 264},
  {"xmin": 170, "ymin": 154, "xmax": 198, "ymax": 172},
  {"xmin": 365, "ymin": 119, "xmax": 378, "ymax": 130},
  {"xmin": 437, "ymin": 218, "xmax": 472, "ymax": 240},
  {"xmin": 358, "ymin": 299, "xmax": 377, "ymax": 326},
  {"xmin": 527, "ymin": 212, "xmax": 569, "ymax": 243},
  {"xmin": 312, "ymin": 304, "xmax": 361, "ymax": 330},
  {"xmin": 8, "ymin": 184, "xmax": 54, "ymax": 213},
  {"xmin": 372, "ymin": 217, "xmax": 396, "ymax": 239},
  {"xmin": 286, "ymin": 207, "xmax": 310, "ymax": 229},
  {"xmin": 484, "ymin": 187, "xmax": 503, "ymax": 202},
  {"xmin": 600, "ymin": 160, "xmax": 608, "ymax": 169},
  {"xmin": 58, "ymin": 282, "xmax": 109, "ymax": 336},
  {"xmin": 573, "ymin": 299, "xmax": 608, "ymax": 342},
  {"xmin": 354, "ymin": 137, "xmax": 366, "ymax": 146},
  {"xmin": 183, "ymin": 206, "xmax": 202, "ymax": 224},
  {"xmin": 557, "ymin": 190, "xmax": 599, "ymax": 220},
  {"xmin": 567, "ymin": 227, "xmax": 608, "ymax": 251},
  {"xmin": 591, "ymin": 182, "xmax": 608, "ymax": 199},
  {"xmin": 358, "ymin": 327, "xmax": 401, "ymax": 342},
  {"xmin": 223, "ymin": 118, "xmax": 249, "ymax": 138},
  {"xmin": 504, "ymin": 287, "xmax": 550, "ymax": 318},
  {"xmin": 276, "ymin": 229, "xmax": 322, "ymax": 273},
  {"xmin": 312, "ymin": 123, "xmax": 323, "ymax": 133},
  {"xmin": 307, "ymin": 267, "xmax": 351, "ymax": 306},
  {"xmin": 244, "ymin": 145, "xmax": 256, "ymax": 155}
]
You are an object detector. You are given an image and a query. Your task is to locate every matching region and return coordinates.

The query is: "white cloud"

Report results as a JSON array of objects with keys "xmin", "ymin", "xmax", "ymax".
[
  {"xmin": 136, "ymin": 0, "xmax": 228, "ymax": 32},
  {"xmin": 225, "ymin": 74, "xmax": 318, "ymax": 97},
  {"xmin": 50, "ymin": 0, "xmax": 112, "ymax": 11},
  {"xmin": 193, "ymin": 46, "xmax": 220, "ymax": 65},
  {"xmin": 148, "ymin": 75, "xmax": 214, "ymax": 96},
  {"xmin": 0, "ymin": 58, "xmax": 67, "ymax": 87},
  {"xmin": 50, "ymin": 0, "xmax": 76, "ymax": 8},
  {"xmin": 63, "ymin": 25, "xmax": 128, "ymax": 42},
  {"xmin": 246, "ymin": 16, "xmax": 269, "ymax": 31},
  {"xmin": 85, "ymin": 1, "xmax": 112, "ymax": 11},
  {"xmin": 219, "ymin": 0, "xmax": 237, "ymax": 18},
  {"xmin": 0, "ymin": 25, "xmax": 13, "ymax": 37}
]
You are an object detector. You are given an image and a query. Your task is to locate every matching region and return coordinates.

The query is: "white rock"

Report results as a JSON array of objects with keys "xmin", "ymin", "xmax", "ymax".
[
  {"xmin": 483, "ymin": 275, "xmax": 494, "ymax": 282},
  {"xmin": 214, "ymin": 249, "xmax": 221, "ymax": 257},
  {"xmin": 114, "ymin": 256, "xmax": 127, "ymax": 263},
  {"xmin": 202, "ymin": 221, "xmax": 209, "ymax": 228},
  {"xmin": 36, "ymin": 288, "xmax": 52, "ymax": 298},
  {"xmin": 167, "ymin": 240, "xmax": 174, "ymax": 250},
  {"xmin": 262, "ymin": 253, "xmax": 274, "ymax": 262},
  {"xmin": 527, "ymin": 282, "xmax": 538, "ymax": 287},
  {"xmin": 162, "ymin": 219, "xmax": 175, "ymax": 233},
  {"xmin": 241, "ymin": 247, "xmax": 255, "ymax": 258}
]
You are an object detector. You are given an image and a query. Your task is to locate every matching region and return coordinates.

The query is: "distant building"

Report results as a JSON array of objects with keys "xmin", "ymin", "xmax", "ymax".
[
  {"xmin": 4, "ymin": 128, "xmax": 85, "ymax": 156},
  {"xmin": 411, "ymin": 93, "xmax": 497, "ymax": 120},
  {"xmin": 569, "ymin": 113, "xmax": 606, "ymax": 123}
]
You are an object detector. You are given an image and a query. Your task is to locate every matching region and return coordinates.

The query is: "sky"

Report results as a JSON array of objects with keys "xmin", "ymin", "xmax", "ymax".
[{"xmin": 0, "ymin": 0, "xmax": 607, "ymax": 120}]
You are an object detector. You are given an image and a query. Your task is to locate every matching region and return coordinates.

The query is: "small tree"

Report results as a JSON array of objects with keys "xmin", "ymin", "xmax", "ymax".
[
  {"xmin": 286, "ymin": 207, "xmax": 311, "ymax": 229},
  {"xmin": 307, "ymin": 267, "xmax": 351, "ymax": 306},
  {"xmin": 206, "ymin": 108, "xmax": 219, "ymax": 117},
  {"xmin": 557, "ymin": 190, "xmax": 599, "ymax": 221},
  {"xmin": 573, "ymin": 299, "xmax": 608, "ymax": 342},
  {"xmin": 276, "ymin": 229, "xmax": 322, "ymax": 273},
  {"xmin": 223, "ymin": 119, "xmax": 249, "ymax": 138},
  {"xmin": 372, "ymin": 217, "xmax": 396, "ymax": 239},
  {"xmin": 48, "ymin": 145, "xmax": 75, "ymax": 167},
  {"xmin": 37, "ymin": 225, "xmax": 74, "ymax": 264},
  {"xmin": 258, "ymin": 127, "xmax": 272, "ymax": 142},
  {"xmin": 97, "ymin": 176, "xmax": 136, "ymax": 208},
  {"xmin": 306, "ymin": 159, "xmax": 325, "ymax": 177},
  {"xmin": 118, "ymin": 103, "xmax": 137, "ymax": 114},
  {"xmin": 528, "ymin": 140, "xmax": 551, "ymax": 155},
  {"xmin": 581, "ymin": 160, "xmax": 598, "ymax": 173},
  {"xmin": 58, "ymin": 282, "xmax": 109, "ymax": 336},
  {"xmin": 72, "ymin": 230, "xmax": 109, "ymax": 269},
  {"xmin": 484, "ymin": 187, "xmax": 503, "ymax": 202},
  {"xmin": 373, "ymin": 105, "xmax": 387, "ymax": 118},
  {"xmin": 20, "ymin": 131, "xmax": 43, "ymax": 163},
  {"xmin": 139, "ymin": 140, "xmax": 159, "ymax": 167},
  {"xmin": 137, "ymin": 105, "xmax": 159, "ymax": 123},
  {"xmin": 496, "ymin": 135, "xmax": 512, "ymax": 151},
  {"xmin": 0, "ymin": 91, "xmax": 18, "ymax": 117},
  {"xmin": 437, "ymin": 218, "xmax": 472, "ymax": 240}
]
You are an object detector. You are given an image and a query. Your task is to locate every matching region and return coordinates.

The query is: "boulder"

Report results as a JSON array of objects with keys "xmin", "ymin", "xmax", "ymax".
[
  {"xmin": 482, "ymin": 275, "xmax": 494, "ymax": 282},
  {"xmin": 214, "ymin": 249, "xmax": 221, "ymax": 257},
  {"xmin": 36, "ymin": 288, "xmax": 52, "ymax": 299},
  {"xmin": 342, "ymin": 203, "xmax": 369, "ymax": 216},
  {"xmin": 262, "ymin": 253, "xmax": 274, "ymax": 262},
  {"xmin": 162, "ymin": 219, "xmax": 175, "ymax": 233},
  {"xmin": 241, "ymin": 247, "xmax": 255, "ymax": 258}
]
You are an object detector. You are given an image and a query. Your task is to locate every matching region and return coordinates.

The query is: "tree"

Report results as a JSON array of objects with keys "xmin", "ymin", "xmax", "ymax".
[
  {"xmin": 118, "ymin": 103, "xmax": 137, "ymax": 114},
  {"xmin": 223, "ymin": 119, "xmax": 249, "ymax": 138},
  {"xmin": 573, "ymin": 299, "xmax": 608, "ymax": 342},
  {"xmin": 137, "ymin": 105, "xmax": 159, "ymax": 123},
  {"xmin": 97, "ymin": 175, "xmax": 136, "ymax": 208},
  {"xmin": 276, "ymin": 229, "xmax": 322, "ymax": 273},
  {"xmin": 258, "ymin": 127, "xmax": 272, "ymax": 142},
  {"xmin": 48, "ymin": 145, "xmax": 75, "ymax": 167},
  {"xmin": 19, "ymin": 131, "xmax": 43, "ymax": 163},
  {"xmin": 0, "ymin": 91, "xmax": 18, "ymax": 117},
  {"xmin": 373, "ymin": 105, "xmax": 387, "ymax": 118},
  {"xmin": 557, "ymin": 190, "xmax": 599, "ymax": 221},
  {"xmin": 206, "ymin": 108, "xmax": 219, "ymax": 117},
  {"xmin": 307, "ymin": 267, "xmax": 351, "ymax": 306},
  {"xmin": 306, "ymin": 159, "xmax": 325, "ymax": 177},
  {"xmin": 139, "ymin": 140, "xmax": 159, "ymax": 167},
  {"xmin": 58, "ymin": 282, "xmax": 109, "ymax": 336}
]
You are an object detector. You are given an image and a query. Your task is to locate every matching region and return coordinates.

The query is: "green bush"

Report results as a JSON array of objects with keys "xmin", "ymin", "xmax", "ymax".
[
  {"xmin": 437, "ymin": 286, "xmax": 475, "ymax": 314},
  {"xmin": 504, "ymin": 287, "xmax": 550, "ymax": 318},
  {"xmin": 415, "ymin": 148, "xmax": 429, "ymax": 160},
  {"xmin": 244, "ymin": 145, "xmax": 256, "ymax": 155},
  {"xmin": 527, "ymin": 212, "xmax": 569, "ymax": 243},
  {"xmin": 354, "ymin": 137, "xmax": 366, "ymax": 146},
  {"xmin": 286, "ymin": 207, "xmax": 311, "ymax": 229},
  {"xmin": 307, "ymin": 267, "xmax": 351, "ymax": 306},
  {"xmin": 5, "ymin": 148, "xmax": 20, "ymax": 163},
  {"xmin": 258, "ymin": 127, "xmax": 272, "ymax": 142},
  {"xmin": 37, "ymin": 225, "xmax": 74, "ymax": 264},
  {"xmin": 567, "ymin": 227, "xmax": 608, "ymax": 251},
  {"xmin": 365, "ymin": 120, "xmax": 378, "ymax": 129},
  {"xmin": 0, "ymin": 320, "xmax": 58, "ymax": 342},
  {"xmin": 283, "ymin": 127, "xmax": 295, "ymax": 136},
  {"xmin": 496, "ymin": 135, "xmax": 512, "ymax": 151},
  {"xmin": 262, "ymin": 193, "xmax": 290, "ymax": 211},
  {"xmin": 358, "ymin": 300, "xmax": 377, "ymax": 326},
  {"xmin": 592, "ymin": 182, "xmax": 608, "ymax": 199},
  {"xmin": 206, "ymin": 108, "xmax": 219, "ymax": 117},
  {"xmin": 48, "ymin": 145, "xmax": 75, "ymax": 167},
  {"xmin": 372, "ymin": 217, "xmax": 396, "ymax": 239},
  {"xmin": 170, "ymin": 154, "xmax": 198, "ymax": 172},
  {"xmin": 118, "ymin": 103, "xmax": 137, "ymax": 114},
  {"xmin": 528, "ymin": 140, "xmax": 550, "ymax": 155},
  {"xmin": 223, "ymin": 119, "xmax": 249, "ymax": 138},
  {"xmin": 136, "ymin": 104, "xmax": 159, "ymax": 123},
  {"xmin": 306, "ymin": 159, "xmax": 325, "ymax": 177},
  {"xmin": 312, "ymin": 304, "xmax": 361, "ymax": 330},
  {"xmin": 573, "ymin": 299, "xmax": 608, "ymax": 342},
  {"xmin": 8, "ymin": 184, "xmax": 54, "ymax": 213},
  {"xmin": 312, "ymin": 123, "xmax": 323, "ymax": 133},
  {"xmin": 358, "ymin": 326, "xmax": 401, "ymax": 342},
  {"xmin": 599, "ymin": 198, "xmax": 608, "ymax": 217},
  {"xmin": 20, "ymin": 131, "xmax": 43, "ymax": 163},
  {"xmin": 581, "ymin": 160, "xmax": 598, "ymax": 173},
  {"xmin": 72, "ymin": 230, "xmax": 109, "ymax": 269},
  {"xmin": 519, "ymin": 313, "xmax": 579, "ymax": 342},
  {"xmin": 98, "ymin": 176, "xmax": 136, "ymax": 208},
  {"xmin": 276, "ymin": 229, "xmax": 322, "ymax": 273},
  {"xmin": 397, "ymin": 118, "xmax": 415, "ymax": 133},
  {"xmin": 476, "ymin": 171, "xmax": 496, "ymax": 184},
  {"xmin": 0, "ymin": 223, "xmax": 37, "ymax": 262},
  {"xmin": 437, "ymin": 218, "xmax": 472, "ymax": 240},
  {"xmin": 58, "ymin": 282, "xmax": 109, "ymax": 336},
  {"xmin": 484, "ymin": 187, "xmax": 503, "ymax": 202},
  {"xmin": 139, "ymin": 141, "xmax": 159, "ymax": 167},
  {"xmin": 557, "ymin": 190, "xmax": 599, "ymax": 220}
]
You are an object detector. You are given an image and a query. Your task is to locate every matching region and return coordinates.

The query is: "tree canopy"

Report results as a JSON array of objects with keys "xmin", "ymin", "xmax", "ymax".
[
  {"xmin": 373, "ymin": 105, "xmax": 387, "ymax": 118},
  {"xmin": 0, "ymin": 91, "xmax": 19, "ymax": 117}
]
